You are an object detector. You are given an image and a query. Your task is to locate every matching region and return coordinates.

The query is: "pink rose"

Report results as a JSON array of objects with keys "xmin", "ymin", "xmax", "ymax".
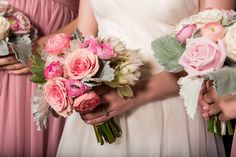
[
  {"xmin": 45, "ymin": 33, "xmax": 70, "ymax": 55},
  {"xmin": 81, "ymin": 37, "xmax": 116, "ymax": 60},
  {"xmin": 179, "ymin": 37, "xmax": 226, "ymax": 76},
  {"xmin": 8, "ymin": 11, "xmax": 31, "ymax": 35},
  {"xmin": 201, "ymin": 22, "xmax": 225, "ymax": 42},
  {"xmin": 73, "ymin": 92, "xmax": 101, "ymax": 113},
  {"xmin": 44, "ymin": 77, "xmax": 73, "ymax": 117},
  {"xmin": 44, "ymin": 61, "xmax": 63, "ymax": 80},
  {"xmin": 176, "ymin": 24, "xmax": 196, "ymax": 44},
  {"xmin": 65, "ymin": 79, "xmax": 90, "ymax": 98},
  {"xmin": 64, "ymin": 48, "xmax": 99, "ymax": 80}
]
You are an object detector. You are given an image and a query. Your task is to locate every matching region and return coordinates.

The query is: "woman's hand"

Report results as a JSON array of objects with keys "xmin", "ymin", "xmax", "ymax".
[
  {"xmin": 0, "ymin": 53, "xmax": 31, "ymax": 75},
  {"xmin": 0, "ymin": 36, "xmax": 47, "ymax": 75},
  {"xmin": 198, "ymin": 80, "xmax": 221, "ymax": 119},
  {"xmin": 81, "ymin": 89, "xmax": 145, "ymax": 125}
]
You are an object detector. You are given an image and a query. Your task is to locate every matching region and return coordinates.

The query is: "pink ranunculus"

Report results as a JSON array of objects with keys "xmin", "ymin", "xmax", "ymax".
[
  {"xmin": 44, "ymin": 61, "xmax": 63, "ymax": 80},
  {"xmin": 176, "ymin": 24, "xmax": 196, "ymax": 44},
  {"xmin": 201, "ymin": 22, "xmax": 225, "ymax": 42},
  {"xmin": 96, "ymin": 43, "xmax": 116, "ymax": 60},
  {"xmin": 81, "ymin": 37, "xmax": 116, "ymax": 60},
  {"xmin": 65, "ymin": 79, "xmax": 90, "ymax": 98},
  {"xmin": 64, "ymin": 48, "xmax": 99, "ymax": 80},
  {"xmin": 80, "ymin": 37, "xmax": 99, "ymax": 52},
  {"xmin": 179, "ymin": 37, "xmax": 226, "ymax": 76},
  {"xmin": 73, "ymin": 92, "xmax": 101, "ymax": 113},
  {"xmin": 8, "ymin": 11, "xmax": 31, "ymax": 35},
  {"xmin": 44, "ymin": 77, "xmax": 73, "ymax": 117},
  {"xmin": 45, "ymin": 33, "xmax": 70, "ymax": 55}
]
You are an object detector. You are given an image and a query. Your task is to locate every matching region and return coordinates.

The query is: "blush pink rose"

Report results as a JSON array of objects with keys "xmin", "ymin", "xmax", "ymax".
[
  {"xmin": 8, "ymin": 11, "xmax": 31, "ymax": 35},
  {"xmin": 44, "ymin": 61, "xmax": 63, "ymax": 80},
  {"xmin": 65, "ymin": 79, "xmax": 90, "ymax": 98},
  {"xmin": 44, "ymin": 77, "xmax": 73, "ymax": 117},
  {"xmin": 179, "ymin": 37, "xmax": 226, "ymax": 76},
  {"xmin": 45, "ymin": 33, "xmax": 70, "ymax": 55},
  {"xmin": 201, "ymin": 22, "xmax": 225, "ymax": 42},
  {"xmin": 73, "ymin": 92, "xmax": 101, "ymax": 113},
  {"xmin": 176, "ymin": 24, "xmax": 196, "ymax": 44},
  {"xmin": 81, "ymin": 37, "xmax": 116, "ymax": 60},
  {"xmin": 64, "ymin": 48, "xmax": 99, "ymax": 80}
]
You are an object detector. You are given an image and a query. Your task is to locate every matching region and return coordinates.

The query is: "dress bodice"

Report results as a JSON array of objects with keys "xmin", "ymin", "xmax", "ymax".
[{"xmin": 89, "ymin": 0, "xmax": 199, "ymax": 73}]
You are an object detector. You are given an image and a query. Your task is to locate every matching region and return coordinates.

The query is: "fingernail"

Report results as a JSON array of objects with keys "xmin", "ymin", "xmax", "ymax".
[{"xmin": 86, "ymin": 120, "xmax": 91, "ymax": 124}]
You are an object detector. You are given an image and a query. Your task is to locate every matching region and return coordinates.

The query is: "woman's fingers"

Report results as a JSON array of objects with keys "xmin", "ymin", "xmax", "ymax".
[
  {"xmin": 219, "ymin": 112, "xmax": 230, "ymax": 122},
  {"xmin": 8, "ymin": 67, "xmax": 31, "ymax": 75},
  {"xmin": 208, "ymin": 103, "xmax": 221, "ymax": 116},
  {"xmin": 0, "ymin": 55, "xmax": 19, "ymax": 66},
  {"xmin": 0, "ymin": 63, "xmax": 26, "ymax": 70}
]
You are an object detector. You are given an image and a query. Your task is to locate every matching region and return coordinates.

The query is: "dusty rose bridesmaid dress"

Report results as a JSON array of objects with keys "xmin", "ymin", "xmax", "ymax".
[{"xmin": 0, "ymin": 0, "xmax": 79, "ymax": 156}]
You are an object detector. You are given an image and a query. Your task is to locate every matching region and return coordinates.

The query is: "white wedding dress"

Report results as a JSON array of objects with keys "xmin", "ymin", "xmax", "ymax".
[{"xmin": 57, "ymin": 0, "xmax": 225, "ymax": 156}]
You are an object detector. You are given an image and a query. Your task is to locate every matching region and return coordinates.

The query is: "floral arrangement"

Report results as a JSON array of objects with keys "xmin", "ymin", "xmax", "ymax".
[
  {"xmin": 30, "ymin": 30, "xmax": 143, "ymax": 145},
  {"xmin": 151, "ymin": 9, "xmax": 236, "ymax": 135},
  {"xmin": 0, "ymin": 2, "xmax": 37, "ymax": 64}
]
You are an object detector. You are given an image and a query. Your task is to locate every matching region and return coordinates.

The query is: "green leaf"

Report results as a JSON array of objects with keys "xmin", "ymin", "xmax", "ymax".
[
  {"xmin": 31, "ymin": 74, "xmax": 46, "ymax": 84},
  {"xmin": 117, "ymin": 85, "xmax": 134, "ymax": 98},
  {"xmin": 207, "ymin": 66, "xmax": 236, "ymax": 96},
  {"xmin": 151, "ymin": 35, "xmax": 185, "ymax": 72},
  {"xmin": 73, "ymin": 28, "xmax": 84, "ymax": 43},
  {"xmin": 0, "ymin": 40, "xmax": 9, "ymax": 56}
]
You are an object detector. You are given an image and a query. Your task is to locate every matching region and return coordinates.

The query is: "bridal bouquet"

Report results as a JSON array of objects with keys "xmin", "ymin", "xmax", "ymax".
[
  {"xmin": 152, "ymin": 9, "xmax": 236, "ymax": 135},
  {"xmin": 0, "ymin": 2, "xmax": 37, "ymax": 64},
  {"xmin": 30, "ymin": 30, "xmax": 143, "ymax": 145}
]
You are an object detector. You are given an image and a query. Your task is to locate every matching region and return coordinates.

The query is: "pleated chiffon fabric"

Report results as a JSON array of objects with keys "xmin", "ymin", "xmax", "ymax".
[{"xmin": 0, "ymin": 0, "xmax": 79, "ymax": 156}]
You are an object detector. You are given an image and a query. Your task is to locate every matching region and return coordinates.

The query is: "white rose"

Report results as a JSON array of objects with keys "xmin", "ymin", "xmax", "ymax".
[
  {"xmin": 0, "ymin": 16, "xmax": 10, "ymax": 40},
  {"xmin": 224, "ymin": 23, "xmax": 236, "ymax": 61}
]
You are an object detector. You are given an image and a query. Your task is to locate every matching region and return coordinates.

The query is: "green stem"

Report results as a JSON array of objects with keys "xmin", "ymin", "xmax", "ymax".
[{"xmin": 226, "ymin": 121, "xmax": 234, "ymax": 135}]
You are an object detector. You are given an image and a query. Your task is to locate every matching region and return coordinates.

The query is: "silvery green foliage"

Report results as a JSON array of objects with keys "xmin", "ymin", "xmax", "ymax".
[
  {"xmin": 0, "ymin": 40, "xmax": 9, "ymax": 56},
  {"xmin": 178, "ymin": 76, "xmax": 205, "ymax": 119},
  {"xmin": 10, "ymin": 35, "xmax": 32, "ymax": 65},
  {"xmin": 82, "ymin": 61, "xmax": 115, "ymax": 87},
  {"xmin": 151, "ymin": 35, "xmax": 185, "ymax": 72},
  {"xmin": 31, "ymin": 86, "xmax": 50, "ymax": 131},
  {"xmin": 207, "ymin": 66, "xmax": 236, "ymax": 96}
]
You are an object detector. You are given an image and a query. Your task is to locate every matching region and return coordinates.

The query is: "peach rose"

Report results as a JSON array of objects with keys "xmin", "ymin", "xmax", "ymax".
[
  {"xmin": 64, "ymin": 48, "xmax": 99, "ymax": 80},
  {"xmin": 73, "ymin": 92, "xmax": 101, "ymax": 113},
  {"xmin": 44, "ymin": 77, "xmax": 73, "ymax": 117},
  {"xmin": 201, "ymin": 22, "xmax": 225, "ymax": 42},
  {"xmin": 45, "ymin": 33, "xmax": 70, "ymax": 55},
  {"xmin": 179, "ymin": 37, "xmax": 226, "ymax": 76}
]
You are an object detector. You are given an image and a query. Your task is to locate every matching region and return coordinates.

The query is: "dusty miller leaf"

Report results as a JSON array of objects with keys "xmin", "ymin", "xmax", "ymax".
[
  {"xmin": 207, "ymin": 66, "xmax": 236, "ymax": 96},
  {"xmin": 0, "ymin": 40, "xmax": 9, "ymax": 56},
  {"xmin": 10, "ymin": 35, "xmax": 32, "ymax": 65},
  {"xmin": 31, "ymin": 86, "xmax": 50, "ymax": 131},
  {"xmin": 151, "ymin": 35, "xmax": 185, "ymax": 72},
  {"xmin": 178, "ymin": 76, "xmax": 205, "ymax": 119}
]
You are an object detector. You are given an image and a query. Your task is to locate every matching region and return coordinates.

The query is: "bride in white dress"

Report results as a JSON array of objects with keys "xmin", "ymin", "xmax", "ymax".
[{"xmin": 57, "ymin": 0, "xmax": 234, "ymax": 156}]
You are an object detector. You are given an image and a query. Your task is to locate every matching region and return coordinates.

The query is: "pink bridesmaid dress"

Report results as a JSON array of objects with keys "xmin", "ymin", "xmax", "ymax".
[{"xmin": 0, "ymin": 0, "xmax": 79, "ymax": 156}]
